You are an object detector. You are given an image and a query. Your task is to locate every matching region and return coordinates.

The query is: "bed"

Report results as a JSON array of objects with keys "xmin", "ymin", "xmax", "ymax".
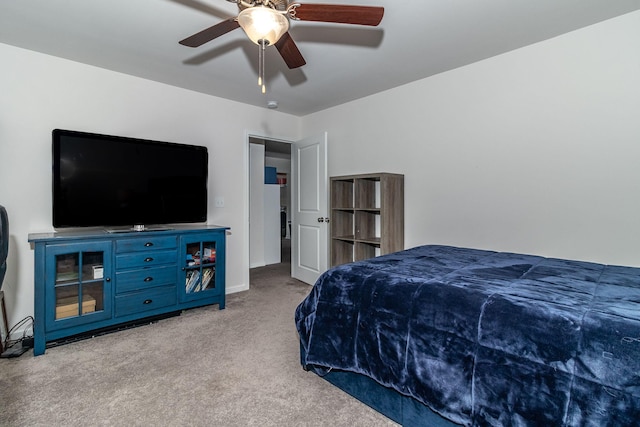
[{"xmin": 295, "ymin": 245, "xmax": 640, "ymax": 426}]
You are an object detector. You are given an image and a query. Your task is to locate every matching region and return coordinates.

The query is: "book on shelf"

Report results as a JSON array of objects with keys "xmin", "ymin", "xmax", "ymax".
[
  {"xmin": 185, "ymin": 268, "xmax": 215, "ymax": 293},
  {"xmin": 201, "ymin": 267, "xmax": 214, "ymax": 290},
  {"xmin": 185, "ymin": 270, "xmax": 200, "ymax": 293}
]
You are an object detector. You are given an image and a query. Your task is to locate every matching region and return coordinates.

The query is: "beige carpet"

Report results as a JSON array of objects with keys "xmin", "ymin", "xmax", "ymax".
[{"xmin": 0, "ymin": 258, "xmax": 397, "ymax": 426}]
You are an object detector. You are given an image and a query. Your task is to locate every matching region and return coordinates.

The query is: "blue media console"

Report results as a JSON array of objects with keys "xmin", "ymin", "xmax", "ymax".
[{"xmin": 28, "ymin": 225, "xmax": 228, "ymax": 356}]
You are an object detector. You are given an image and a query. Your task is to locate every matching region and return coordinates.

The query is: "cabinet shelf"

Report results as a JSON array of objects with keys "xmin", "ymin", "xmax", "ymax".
[
  {"xmin": 330, "ymin": 173, "xmax": 404, "ymax": 267},
  {"xmin": 332, "ymin": 235, "xmax": 381, "ymax": 245},
  {"xmin": 333, "ymin": 234, "xmax": 355, "ymax": 241},
  {"xmin": 54, "ymin": 278, "xmax": 103, "ymax": 287},
  {"xmin": 356, "ymin": 237, "xmax": 381, "ymax": 245},
  {"xmin": 185, "ymin": 263, "xmax": 215, "ymax": 270},
  {"xmin": 332, "ymin": 208, "xmax": 382, "ymax": 213},
  {"xmin": 55, "ymin": 277, "xmax": 79, "ymax": 285}
]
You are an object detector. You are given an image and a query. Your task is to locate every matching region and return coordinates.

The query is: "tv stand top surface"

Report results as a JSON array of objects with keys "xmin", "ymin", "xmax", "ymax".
[
  {"xmin": 106, "ymin": 225, "xmax": 173, "ymax": 233},
  {"xmin": 28, "ymin": 224, "xmax": 230, "ymax": 242}
]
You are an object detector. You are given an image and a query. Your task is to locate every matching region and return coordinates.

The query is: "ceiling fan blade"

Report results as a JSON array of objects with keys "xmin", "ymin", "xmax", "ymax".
[
  {"xmin": 292, "ymin": 4, "xmax": 384, "ymax": 26},
  {"xmin": 275, "ymin": 32, "xmax": 307, "ymax": 69},
  {"xmin": 179, "ymin": 18, "xmax": 240, "ymax": 47}
]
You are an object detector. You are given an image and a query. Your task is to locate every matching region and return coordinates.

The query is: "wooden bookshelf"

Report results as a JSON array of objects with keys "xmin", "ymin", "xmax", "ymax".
[{"xmin": 330, "ymin": 173, "xmax": 404, "ymax": 267}]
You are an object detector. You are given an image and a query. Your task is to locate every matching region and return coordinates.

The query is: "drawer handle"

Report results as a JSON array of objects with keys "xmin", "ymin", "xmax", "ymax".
[
  {"xmin": 144, "ymin": 277, "xmax": 153, "ymax": 282},
  {"xmin": 144, "ymin": 242, "xmax": 154, "ymax": 247},
  {"xmin": 144, "ymin": 257, "xmax": 154, "ymax": 263},
  {"xmin": 143, "ymin": 299, "xmax": 153, "ymax": 305}
]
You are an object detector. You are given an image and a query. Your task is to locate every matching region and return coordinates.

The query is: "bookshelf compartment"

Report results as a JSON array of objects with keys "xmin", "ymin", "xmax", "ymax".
[
  {"xmin": 331, "ymin": 179, "xmax": 355, "ymax": 209},
  {"xmin": 180, "ymin": 235, "xmax": 224, "ymax": 302},
  {"xmin": 185, "ymin": 267, "xmax": 216, "ymax": 293},
  {"xmin": 55, "ymin": 253, "xmax": 78, "ymax": 284},
  {"xmin": 331, "ymin": 209, "xmax": 354, "ymax": 238},
  {"xmin": 354, "ymin": 210, "xmax": 379, "ymax": 241},
  {"xmin": 355, "ymin": 178, "xmax": 380, "ymax": 209},
  {"xmin": 55, "ymin": 292, "xmax": 96, "ymax": 320},
  {"xmin": 331, "ymin": 239, "xmax": 355, "ymax": 267},
  {"xmin": 355, "ymin": 242, "xmax": 379, "ymax": 262}
]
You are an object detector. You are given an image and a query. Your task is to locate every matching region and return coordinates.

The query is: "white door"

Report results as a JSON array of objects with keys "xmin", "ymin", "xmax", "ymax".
[{"xmin": 291, "ymin": 133, "xmax": 328, "ymax": 285}]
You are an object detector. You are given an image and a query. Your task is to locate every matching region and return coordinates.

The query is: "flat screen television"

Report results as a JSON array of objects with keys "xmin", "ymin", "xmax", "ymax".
[{"xmin": 52, "ymin": 129, "xmax": 208, "ymax": 230}]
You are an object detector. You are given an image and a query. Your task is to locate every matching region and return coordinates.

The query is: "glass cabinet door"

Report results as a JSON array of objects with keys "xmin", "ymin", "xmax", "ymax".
[
  {"xmin": 181, "ymin": 234, "xmax": 223, "ymax": 301},
  {"xmin": 46, "ymin": 241, "xmax": 112, "ymax": 330}
]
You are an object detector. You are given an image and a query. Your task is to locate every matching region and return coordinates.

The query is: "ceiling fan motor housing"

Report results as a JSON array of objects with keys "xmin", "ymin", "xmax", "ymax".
[{"xmin": 232, "ymin": 0, "xmax": 290, "ymax": 12}]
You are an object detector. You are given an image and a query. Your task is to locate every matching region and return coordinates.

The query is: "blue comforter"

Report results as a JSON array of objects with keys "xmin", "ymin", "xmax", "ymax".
[{"xmin": 295, "ymin": 245, "xmax": 640, "ymax": 426}]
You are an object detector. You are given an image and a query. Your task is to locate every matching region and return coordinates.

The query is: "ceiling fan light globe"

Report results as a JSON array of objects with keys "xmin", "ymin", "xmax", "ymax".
[{"xmin": 238, "ymin": 7, "xmax": 289, "ymax": 45}]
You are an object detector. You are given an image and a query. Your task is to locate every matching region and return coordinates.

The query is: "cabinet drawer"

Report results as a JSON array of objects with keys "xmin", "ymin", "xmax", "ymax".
[
  {"xmin": 116, "ymin": 249, "xmax": 177, "ymax": 269},
  {"xmin": 114, "ymin": 286, "xmax": 176, "ymax": 317},
  {"xmin": 116, "ymin": 266, "xmax": 176, "ymax": 294},
  {"xmin": 116, "ymin": 236, "xmax": 177, "ymax": 253}
]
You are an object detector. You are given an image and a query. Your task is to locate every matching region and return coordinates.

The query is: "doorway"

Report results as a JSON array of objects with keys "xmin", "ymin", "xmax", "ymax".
[{"xmin": 249, "ymin": 137, "xmax": 292, "ymax": 272}]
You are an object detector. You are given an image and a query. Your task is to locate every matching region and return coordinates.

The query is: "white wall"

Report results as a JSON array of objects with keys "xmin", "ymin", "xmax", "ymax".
[
  {"xmin": 0, "ymin": 43, "xmax": 300, "ymax": 330},
  {"xmin": 301, "ymin": 11, "xmax": 640, "ymax": 266}
]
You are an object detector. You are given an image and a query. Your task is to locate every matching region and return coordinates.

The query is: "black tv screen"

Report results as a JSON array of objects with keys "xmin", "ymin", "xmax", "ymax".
[{"xmin": 53, "ymin": 129, "xmax": 208, "ymax": 229}]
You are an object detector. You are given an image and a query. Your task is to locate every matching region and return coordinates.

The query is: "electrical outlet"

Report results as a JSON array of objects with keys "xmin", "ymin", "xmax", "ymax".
[{"xmin": 214, "ymin": 197, "xmax": 225, "ymax": 208}]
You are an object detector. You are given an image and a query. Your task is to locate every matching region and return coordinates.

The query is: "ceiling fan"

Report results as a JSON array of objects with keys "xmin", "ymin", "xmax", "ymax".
[{"xmin": 179, "ymin": 0, "xmax": 384, "ymax": 93}]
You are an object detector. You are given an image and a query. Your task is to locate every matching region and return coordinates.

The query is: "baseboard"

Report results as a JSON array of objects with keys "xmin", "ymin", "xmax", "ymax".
[{"xmin": 226, "ymin": 283, "xmax": 249, "ymax": 294}]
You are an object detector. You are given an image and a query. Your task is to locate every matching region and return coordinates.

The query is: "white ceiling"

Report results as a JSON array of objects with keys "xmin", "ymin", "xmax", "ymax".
[{"xmin": 1, "ymin": 0, "xmax": 639, "ymax": 116}]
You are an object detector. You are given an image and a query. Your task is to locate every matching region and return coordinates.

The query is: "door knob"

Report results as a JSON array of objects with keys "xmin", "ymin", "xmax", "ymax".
[{"xmin": 317, "ymin": 217, "xmax": 324, "ymax": 222}]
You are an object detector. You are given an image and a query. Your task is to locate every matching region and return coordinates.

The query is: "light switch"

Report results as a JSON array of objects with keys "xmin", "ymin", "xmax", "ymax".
[{"xmin": 214, "ymin": 197, "xmax": 225, "ymax": 208}]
